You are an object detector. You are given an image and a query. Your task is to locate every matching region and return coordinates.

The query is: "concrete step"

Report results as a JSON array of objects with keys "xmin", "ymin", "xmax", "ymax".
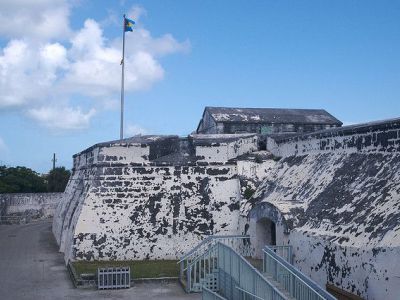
[
  {"xmin": 245, "ymin": 257, "xmax": 263, "ymax": 271},
  {"xmin": 262, "ymin": 273, "xmax": 296, "ymax": 300}
]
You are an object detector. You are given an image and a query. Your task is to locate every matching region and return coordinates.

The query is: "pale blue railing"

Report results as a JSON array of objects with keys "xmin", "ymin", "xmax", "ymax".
[
  {"xmin": 217, "ymin": 242, "xmax": 287, "ymax": 300},
  {"xmin": 235, "ymin": 286, "xmax": 266, "ymax": 300},
  {"xmin": 268, "ymin": 245, "xmax": 293, "ymax": 264},
  {"xmin": 184, "ymin": 237, "xmax": 335, "ymax": 300},
  {"xmin": 179, "ymin": 235, "xmax": 252, "ymax": 264},
  {"xmin": 202, "ymin": 286, "xmax": 227, "ymax": 300},
  {"xmin": 178, "ymin": 235, "xmax": 251, "ymax": 292},
  {"xmin": 263, "ymin": 246, "xmax": 336, "ymax": 300}
]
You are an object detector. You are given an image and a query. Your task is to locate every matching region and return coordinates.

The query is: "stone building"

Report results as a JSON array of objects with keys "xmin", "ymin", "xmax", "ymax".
[
  {"xmin": 53, "ymin": 108, "xmax": 400, "ymax": 300},
  {"xmin": 196, "ymin": 106, "xmax": 342, "ymax": 135}
]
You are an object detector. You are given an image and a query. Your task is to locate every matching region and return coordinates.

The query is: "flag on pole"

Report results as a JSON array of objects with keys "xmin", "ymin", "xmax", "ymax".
[
  {"xmin": 120, "ymin": 15, "xmax": 135, "ymax": 140},
  {"xmin": 124, "ymin": 17, "xmax": 135, "ymax": 32}
]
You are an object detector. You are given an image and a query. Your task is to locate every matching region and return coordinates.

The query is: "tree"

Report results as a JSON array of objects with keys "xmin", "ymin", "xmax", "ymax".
[
  {"xmin": 0, "ymin": 165, "xmax": 47, "ymax": 193},
  {"xmin": 47, "ymin": 167, "xmax": 71, "ymax": 192}
]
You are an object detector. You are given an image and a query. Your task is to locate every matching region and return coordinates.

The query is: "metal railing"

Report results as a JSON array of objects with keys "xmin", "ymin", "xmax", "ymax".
[
  {"xmin": 235, "ymin": 286, "xmax": 266, "ymax": 300},
  {"xmin": 179, "ymin": 235, "xmax": 252, "ymax": 264},
  {"xmin": 179, "ymin": 235, "xmax": 251, "ymax": 292},
  {"xmin": 268, "ymin": 245, "xmax": 293, "ymax": 264},
  {"xmin": 203, "ymin": 287, "xmax": 228, "ymax": 300},
  {"xmin": 263, "ymin": 246, "xmax": 336, "ymax": 300},
  {"xmin": 97, "ymin": 267, "xmax": 130, "ymax": 290},
  {"xmin": 217, "ymin": 243, "xmax": 288, "ymax": 300}
]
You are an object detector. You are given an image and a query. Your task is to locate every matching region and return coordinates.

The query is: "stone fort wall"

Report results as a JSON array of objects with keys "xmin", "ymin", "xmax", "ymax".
[
  {"xmin": 53, "ymin": 136, "xmax": 259, "ymax": 263},
  {"xmin": 267, "ymin": 117, "xmax": 400, "ymax": 157},
  {"xmin": 0, "ymin": 192, "xmax": 63, "ymax": 218},
  {"xmin": 52, "ymin": 118, "xmax": 400, "ymax": 299},
  {"xmin": 244, "ymin": 118, "xmax": 400, "ymax": 299}
]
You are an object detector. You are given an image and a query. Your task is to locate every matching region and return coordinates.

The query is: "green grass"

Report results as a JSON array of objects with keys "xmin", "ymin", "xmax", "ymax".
[{"xmin": 72, "ymin": 260, "xmax": 179, "ymax": 279}]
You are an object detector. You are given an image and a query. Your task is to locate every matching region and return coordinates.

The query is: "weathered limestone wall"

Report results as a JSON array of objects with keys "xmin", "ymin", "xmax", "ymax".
[
  {"xmin": 0, "ymin": 193, "xmax": 63, "ymax": 218},
  {"xmin": 245, "ymin": 150, "xmax": 400, "ymax": 299},
  {"xmin": 72, "ymin": 141, "xmax": 150, "ymax": 170},
  {"xmin": 291, "ymin": 231, "xmax": 400, "ymax": 300},
  {"xmin": 194, "ymin": 135, "xmax": 258, "ymax": 163},
  {"xmin": 268, "ymin": 118, "xmax": 400, "ymax": 157},
  {"xmin": 55, "ymin": 164, "xmax": 241, "ymax": 262},
  {"xmin": 53, "ymin": 135, "xmax": 258, "ymax": 263},
  {"xmin": 53, "ymin": 118, "xmax": 399, "ymax": 298}
]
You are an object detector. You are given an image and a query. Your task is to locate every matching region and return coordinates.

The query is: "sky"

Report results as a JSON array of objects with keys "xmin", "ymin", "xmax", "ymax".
[{"xmin": 0, "ymin": 0, "xmax": 399, "ymax": 173}]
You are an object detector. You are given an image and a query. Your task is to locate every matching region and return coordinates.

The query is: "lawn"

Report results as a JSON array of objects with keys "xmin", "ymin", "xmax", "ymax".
[{"xmin": 72, "ymin": 260, "xmax": 179, "ymax": 279}]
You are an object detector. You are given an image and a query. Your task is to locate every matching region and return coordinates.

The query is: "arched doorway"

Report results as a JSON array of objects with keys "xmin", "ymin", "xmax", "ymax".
[
  {"xmin": 256, "ymin": 217, "xmax": 276, "ymax": 246},
  {"xmin": 247, "ymin": 202, "xmax": 289, "ymax": 258}
]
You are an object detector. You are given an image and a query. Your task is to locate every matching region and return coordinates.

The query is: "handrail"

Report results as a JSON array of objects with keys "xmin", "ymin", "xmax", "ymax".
[
  {"xmin": 268, "ymin": 245, "xmax": 293, "ymax": 264},
  {"xmin": 217, "ymin": 242, "xmax": 288, "ymax": 300},
  {"xmin": 235, "ymin": 286, "xmax": 265, "ymax": 300},
  {"xmin": 178, "ymin": 235, "xmax": 250, "ymax": 263},
  {"xmin": 263, "ymin": 246, "xmax": 336, "ymax": 300},
  {"xmin": 202, "ymin": 287, "xmax": 227, "ymax": 300}
]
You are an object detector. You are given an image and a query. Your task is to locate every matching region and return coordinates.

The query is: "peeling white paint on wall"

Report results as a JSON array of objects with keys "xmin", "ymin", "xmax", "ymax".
[
  {"xmin": 194, "ymin": 134, "xmax": 258, "ymax": 162},
  {"xmin": 1, "ymin": 193, "xmax": 62, "ymax": 218},
  {"xmin": 53, "ymin": 118, "xmax": 400, "ymax": 299}
]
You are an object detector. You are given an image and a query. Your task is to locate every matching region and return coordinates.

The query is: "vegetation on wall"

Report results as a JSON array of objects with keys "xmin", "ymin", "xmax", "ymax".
[
  {"xmin": 243, "ymin": 187, "xmax": 256, "ymax": 199},
  {"xmin": 254, "ymin": 154, "xmax": 263, "ymax": 163}
]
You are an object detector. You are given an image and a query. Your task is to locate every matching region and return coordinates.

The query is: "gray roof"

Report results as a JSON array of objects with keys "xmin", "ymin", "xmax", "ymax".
[{"xmin": 204, "ymin": 107, "xmax": 342, "ymax": 125}]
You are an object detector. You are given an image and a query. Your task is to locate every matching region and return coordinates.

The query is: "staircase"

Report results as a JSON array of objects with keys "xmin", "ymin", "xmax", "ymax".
[
  {"xmin": 262, "ymin": 246, "xmax": 335, "ymax": 300},
  {"xmin": 180, "ymin": 236, "xmax": 337, "ymax": 300},
  {"xmin": 178, "ymin": 235, "xmax": 251, "ymax": 292}
]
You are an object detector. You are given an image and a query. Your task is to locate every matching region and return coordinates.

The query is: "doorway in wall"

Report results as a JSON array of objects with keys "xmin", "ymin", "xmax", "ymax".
[{"xmin": 256, "ymin": 217, "xmax": 276, "ymax": 247}]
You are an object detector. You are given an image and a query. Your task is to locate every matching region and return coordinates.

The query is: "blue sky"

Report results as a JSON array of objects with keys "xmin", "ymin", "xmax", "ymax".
[{"xmin": 0, "ymin": 0, "xmax": 399, "ymax": 173}]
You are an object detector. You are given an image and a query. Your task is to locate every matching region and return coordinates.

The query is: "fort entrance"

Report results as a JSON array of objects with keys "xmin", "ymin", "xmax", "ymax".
[
  {"xmin": 256, "ymin": 217, "xmax": 276, "ymax": 246},
  {"xmin": 248, "ymin": 202, "xmax": 287, "ymax": 258}
]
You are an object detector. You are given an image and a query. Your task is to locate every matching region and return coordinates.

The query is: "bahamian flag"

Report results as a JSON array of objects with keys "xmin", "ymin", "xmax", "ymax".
[{"xmin": 124, "ymin": 17, "xmax": 135, "ymax": 32}]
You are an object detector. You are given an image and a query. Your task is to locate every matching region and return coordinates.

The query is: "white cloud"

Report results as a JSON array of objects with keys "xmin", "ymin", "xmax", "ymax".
[
  {"xmin": 0, "ymin": 136, "xmax": 6, "ymax": 151},
  {"xmin": 127, "ymin": 5, "xmax": 147, "ymax": 22},
  {"xmin": 0, "ymin": 39, "xmax": 69, "ymax": 108},
  {"xmin": 0, "ymin": 2, "xmax": 189, "ymax": 131},
  {"xmin": 0, "ymin": 0, "xmax": 71, "ymax": 40},
  {"xmin": 28, "ymin": 106, "xmax": 96, "ymax": 130},
  {"xmin": 121, "ymin": 27, "xmax": 191, "ymax": 58},
  {"xmin": 40, "ymin": 43, "xmax": 68, "ymax": 70},
  {"xmin": 126, "ymin": 124, "xmax": 148, "ymax": 136},
  {"xmin": 0, "ymin": 39, "xmax": 65, "ymax": 108}
]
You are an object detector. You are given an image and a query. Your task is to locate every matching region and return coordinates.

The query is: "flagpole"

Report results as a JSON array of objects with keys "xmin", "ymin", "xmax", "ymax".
[{"xmin": 120, "ymin": 14, "xmax": 126, "ymax": 140}]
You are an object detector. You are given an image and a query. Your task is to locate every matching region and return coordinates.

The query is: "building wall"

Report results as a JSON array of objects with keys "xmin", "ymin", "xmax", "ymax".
[
  {"xmin": 197, "ymin": 111, "xmax": 219, "ymax": 134},
  {"xmin": 0, "ymin": 193, "xmax": 63, "ymax": 218},
  {"xmin": 290, "ymin": 230, "xmax": 400, "ymax": 300},
  {"xmin": 72, "ymin": 143, "xmax": 150, "ymax": 170},
  {"xmin": 53, "ymin": 118, "xmax": 400, "ymax": 299},
  {"xmin": 54, "ymin": 162, "xmax": 242, "ymax": 262},
  {"xmin": 195, "ymin": 135, "xmax": 258, "ymax": 162},
  {"xmin": 244, "ymin": 142, "xmax": 400, "ymax": 299},
  {"xmin": 223, "ymin": 122, "xmax": 337, "ymax": 135},
  {"xmin": 268, "ymin": 118, "xmax": 400, "ymax": 157}
]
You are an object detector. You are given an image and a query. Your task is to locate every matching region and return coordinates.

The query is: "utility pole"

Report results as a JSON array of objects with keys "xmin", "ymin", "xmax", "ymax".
[{"xmin": 52, "ymin": 153, "xmax": 57, "ymax": 171}]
